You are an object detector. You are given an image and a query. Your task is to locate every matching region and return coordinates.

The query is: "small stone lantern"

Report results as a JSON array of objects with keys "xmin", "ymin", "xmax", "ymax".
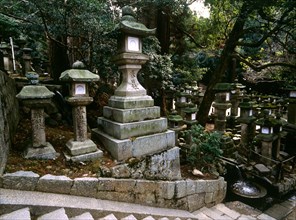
[
  {"xmin": 60, "ymin": 61, "xmax": 102, "ymax": 162},
  {"xmin": 255, "ymin": 109, "xmax": 278, "ymax": 165},
  {"xmin": 237, "ymin": 97, "xmax": 257, "ymax": 146},
  {"xmin": 0, "ymin": 42, "xmax": 12, "ymax": 73},
  {"xmin": 212, "ymin": 83, "xmax": 232, "ymax": 132},
  {"xmin": 168, "ymin": 109, "xmax": 184, "ymax": 145},
  {"xmin": 16, "ymin": 85, "xmax": 57, "ymax": 159},
  {"xmin": 175, "ymin": 88, "xmax": 191, "ymax": 116},
  {"xmin": 183, "ymin": 105, "xmax": 198, "ymax": 129},
  {"xmin": 22, "ymin": 47, "xmax": 33, "ymax": 76}
]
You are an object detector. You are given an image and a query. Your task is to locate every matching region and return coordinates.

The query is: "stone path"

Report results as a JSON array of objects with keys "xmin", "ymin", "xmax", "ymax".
[{"xmin": 1, "ymin": 188, "xmax": 295, "ymax": 220}]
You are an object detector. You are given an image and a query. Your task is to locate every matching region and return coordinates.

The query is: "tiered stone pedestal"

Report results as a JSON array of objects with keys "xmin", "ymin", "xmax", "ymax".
[{"xmin": 93, "ymin": 96, "xmax": 176, "ymax": 161}]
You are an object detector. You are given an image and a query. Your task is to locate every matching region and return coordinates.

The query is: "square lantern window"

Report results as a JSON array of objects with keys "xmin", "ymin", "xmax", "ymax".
[
  {"xmin": 226, "ymin": 92, "xmax": 230, "ymax": 101},
  {"xmin": 127, "ymin": 36, "xmax": 140, "ymax": 52},
  {"xmin": 290, "ymin": 91, "xmax": 296, "ymax": 98},
  {"xmin": 74, "ymin": 83, "xmax": 86, "ymax": 95},
  {"xmin": 249, "ymin": 109, "xmax": 253, "ymax": 117},
  {"xmin": 180, "ymin": 96, "xmax": 186, "ymax": 103},
  {"xmin": 261, "ymin": 127, "xmax": 270, "ymax": 134},
  {"xmin": 191, "ymin": 112, "xmax": 196, "ymax": 121}
]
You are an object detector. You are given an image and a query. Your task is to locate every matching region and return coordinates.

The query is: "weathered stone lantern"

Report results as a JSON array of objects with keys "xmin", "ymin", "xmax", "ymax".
[
  {"xmin": 230, "ymin": 80, "xmax": 245, "ymax": 122},
  {"xmin": 22, "ymin": 47, "xmax": 33, "ymax": 76},
  {"xmin": 175, "ymin": 88, "xmax": 191, "ymax": 116},
  {"xmin": 212, "ymin": 83, "xmax": 232, "ymax": 132},
  {"xmin": 183, "ymin": 104, "xmax": 198, "ymax": 129},
  {"xmin": 0, "ymin": 42, "xmax": 12, "ymax": 73},
  {"xmin": 16, "ymin": 85, "xmax": 57, "ymax": 159},
  {"xmin": 60, "ymin": 61, "xmax": 102, "ymax": 162},
  {"xmin": 255, "ymin": 109, "xmax": 278, "ymax": 165},
  {"xmin": 237, "ymin": 97, "xmax": 257, "ymax": 146},
  {"xmin": 168, "ymin": 109, "xmax": 184, "ymax": 145}
]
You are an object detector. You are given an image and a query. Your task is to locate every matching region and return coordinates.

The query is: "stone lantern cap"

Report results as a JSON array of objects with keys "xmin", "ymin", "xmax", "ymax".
[
  {"xmin": 59, "ymin": 61, "xmax": 100, "ymax": 82},
  {"xmin": 117, "ymin": 6, "xmax": 156, "ymax": 37},
  {"xmin": 0, "ymin": 42, "xmax": 9, "ymax": 50},
  {"xmin": 213, "ymin": 83, "xmax": 232, "ymax": 92},
  {"xmin": 239, "ymin": 98, "xmax": 257, "ymax": 109},
  {"xmin": 16, "ymin": 85, "xmax": 54, "ymax": 99},
  {"xmin": 168, "ymin": 110, "xmax": 183, "ymax": 122}
]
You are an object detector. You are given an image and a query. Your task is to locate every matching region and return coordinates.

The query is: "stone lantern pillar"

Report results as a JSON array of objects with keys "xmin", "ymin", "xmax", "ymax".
[
  {"xmin": 22, "ymin": 47, "xmax": 33, "ymax": 76},
  {"xmin": 16, "ymin": 85, "xmax": 57, "ymax": 159},
  {"xmin": 229, "ymin": 80, "xmax": 245, "ymax": 128},
  {"xmin": 60, "ymin": 61, "xmax": 102, "ymax": 162},
  {"xmin": 191, "ymin": 81, "xmax": 199, "ymax": 107},
  {"xmin": 237, "ymin": 97, "xmax": 257, "ymax": 146},
  {"xmin": 212, "ymin": 83, "xmax": 232, "ymax": 133}
]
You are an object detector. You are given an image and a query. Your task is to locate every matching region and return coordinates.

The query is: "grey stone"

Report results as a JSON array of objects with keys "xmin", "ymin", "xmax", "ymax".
[
  {"xmin": 186, "ymin": 179, "xmax": 197, "ymax": 195},
  {"xmin": 37, "ymin": 174, "xmax": 73, "ymax": 194},
  {"xmin": 195, "ymin": 179, "xmax": 207, "ymax": 193},
  {"xmin": 254, "ymin": 164, "xmax": 270, "ymax": 174},
  {"xmin": 0, "ymin": 207, "xmax": 31, "ymax": 220},
  {"xmin": 175, "ymin": 180, "xmax": 187, "ymax": 199},
  {"xmin": 108, "ymin": 95, "xmax": 154, "ymax": 109},
  {"xmin": 113, "ymin": 179, "xmax": 136, "ymax": 192},
  {"xmin": 103, "ymin": 106, "xmax": 160, "ymax": 123},
  {"xmin": 157, "ymin": 181, "xmax": 175, "ymax": 200},
  {"xmin": 24, "ymin": 142, "xmax": 58, "ymax": 159},
  {"xmin": 2, "ymin": 171, "xmax": 39, "ymax": 191},
  {"xmin": 37, "ymin": 208, "xmax": 68, "ymax": 220},
  {"xmin": 97, "ymin": 178, "xmax": 115, "ymax": 191},
  {"xmin": 70, "ymin": 177, "xmax": 98, "ymax": 197},
  {"xmin": 70, "ymin": 212, "xmax": 94, "ymax": 220},
  {"xmin": 111, "ymin": 164, "xmax": 131, "ymax": 178},
  {"xmin": 64, "ymin": 149, "xmax": 103, "ymax": 162},
  {"xmin": 134, "ymin": 179, "xmax": 157, "ymax": 194},
  {"xmin": 144, "ymin": 147, "xmax": 181, "ymax": 181},
  {"xmin": 98, "ymin": 117, "xmax": 168, "ymax": 140},
  {"xmin": 92, "ymin": 129, "xmax": 176, "ymax": 161},
  {"xmin": 65, "ymin": 139, "xmax": 98, "ymax": 156},
  {"xmin": 187, "ymin": 194, "xmax": 205, "ymax": 212}
]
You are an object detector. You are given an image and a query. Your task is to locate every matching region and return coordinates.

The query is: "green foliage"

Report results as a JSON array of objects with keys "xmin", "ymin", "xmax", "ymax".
[{"xmin": 185, "ymin": 124, "xmax": 223, "ymax": 173}]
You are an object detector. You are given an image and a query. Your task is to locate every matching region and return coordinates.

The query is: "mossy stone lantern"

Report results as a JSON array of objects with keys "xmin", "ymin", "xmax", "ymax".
[
  {"xmin": 238, "ymin": 97, "xmax": 257, "ymax": 146},
  {"xmin": 60, "ymin": 61, "xmax": 102, "ymax": 162},
  {"xmin": 212, "ymin": 83, "xmax": 232, "ymax": 132},
  {"xmin": 183, "ymin": 104, "xmax": 198, "ymax": 129},
  {"xmin": 0, "ymin": 42, "xmax": 11, "ymax": 72},
  {"xmin": 168, "ymin": 109, "xmax": 184, "ymax": 145},
  {"xmin": 16, "ymin": 85, "xmax": 57, "ymax": 159}
]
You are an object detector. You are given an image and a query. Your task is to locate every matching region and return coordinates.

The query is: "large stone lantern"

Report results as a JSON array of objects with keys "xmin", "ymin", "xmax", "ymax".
[
  {"xmin": 60, "ymin": 61, "xmax": 102, "ymax": 162},
  {"xmin": 16, "ymin": 85, "xmax": 57, "ymax": 159}
]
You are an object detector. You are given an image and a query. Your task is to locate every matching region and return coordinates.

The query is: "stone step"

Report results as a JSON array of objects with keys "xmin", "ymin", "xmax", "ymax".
[
  {"xmin": 0, "ymin": 189, "xmax": 197, "ymax": 219},
  {"xmin": 37, "ymin": 208, "xmax": 68, "ymax": 220},
  {"xmin": 69, "ymin": 212, "xmax": 94, "ymax": 220},
  {"xmin": 0, "ymin": 207, "xmax": 31, "ymax": 220}
]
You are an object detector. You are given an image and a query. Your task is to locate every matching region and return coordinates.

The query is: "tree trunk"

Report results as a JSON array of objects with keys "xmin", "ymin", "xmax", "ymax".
[
  {"xmin": 157, "ymin": 8, "xmax": 170, "ymax": 54},
  {"xmin": 197, "ymin": 3, "xmax": 253, "ymax": 126},
  {"xmin": 49, "ymin": 37, "xmax": 70, "ymax": 82}
]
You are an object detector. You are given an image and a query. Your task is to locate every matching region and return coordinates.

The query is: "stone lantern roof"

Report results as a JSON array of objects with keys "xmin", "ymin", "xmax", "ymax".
[
  {"xmin": 59, "ymin": 61, "xmax": 100, "ymax": 82},
  {"xmin": 16, "ymin": 85, "xmax": 54, "ymax": 99},
  {"xmin": 213, "ymin": 83, "xmax": 232, "ymax": 92},
  {"xmin": 117, "ymin": 6, "xmax": 156, "ymax": 37}
]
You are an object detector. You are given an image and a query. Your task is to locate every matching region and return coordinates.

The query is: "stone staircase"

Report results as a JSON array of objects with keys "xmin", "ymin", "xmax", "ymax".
[{"xmin": 2, "ymin": 188, "xmax": 295, "ymax": 220}]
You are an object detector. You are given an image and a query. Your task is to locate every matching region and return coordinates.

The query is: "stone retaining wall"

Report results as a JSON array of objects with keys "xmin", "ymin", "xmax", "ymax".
[
  {"xmin": 0, "ymin": 71, "xmax": 19, "ymax": 175},
  {"xmin": 0, "ymin": 171, "xmax": 227, "ymax": 212}
]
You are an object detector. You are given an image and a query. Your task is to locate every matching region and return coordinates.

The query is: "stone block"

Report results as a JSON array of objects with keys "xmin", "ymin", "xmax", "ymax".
[
  {"xmin": 144, "ymin": 147, "xmax": 181, "ymax": 181},
  {"xmin": 97, "ymin": 178, "xmax": 115, "ymax": 191},
  {"xmin": 70, "ymin": 177, "xmax": 98, "ymax": 197},
  {"xmin": 2, "ymin": 171, "xmax": 39, "ymax": 191},
  {"xmin": 206, "ymin": 179, "xmax": 219, "ymax": 193},
  {"xmin": 92, "ymin": 129, "xmax": 176, "ymax": 161},
  {"xmin": 65, "ymin": 139, "xmax": 98, "ymax": 156},
  {"xmin": 175, "ymin": 180, "xmax": 187, "ymax": 198},
  {"xmin": 186, "ymin": 179, "xmax": 197, "ymax": 195},
  {"xmin": 103, "ymin": 106, "xmax": 160, "ymax": 123},
  {"xmin": 134, "ymin": 179, "xmax": 157, "ymax": 194},
  {"xmin": 157, "ymin": 181, "xmax": 175, "ymax": 200},
  {"xmin": 24, "ymin": 143, "xmax": 58, "ymax": 160},
  {"xmin": 96, "ymin": 191, "xmax": 135, "ymax": 203},
  {"xmin": 36, "ymin": 174, "xmax": 73, "ymax": 194},
  {"xmin": 98, "ymin": 117, "xmax": 167, "ymax": 140},
  {"xmin": 113, "ymin": 179, "xmax": 136, "ymax": 192},
  {"xmin": 108, "ymin": 95, "xmax": 154, "ymax": 109},
  {"xmin": 64, "ymin": 149, "xmax": 103, "ymax": 162},
  {"xmin": 195, "ymin": 179, "xmax": 207, "ymax": 193},
  {"xmin": 205, "ymin": 192, "xmax": 214, "ymax": 204},
  {"xmin": 187, "ymin": 194, "xmax": 205, "ymax": 212},
  {"xmin": 135, "ymin": 192, "xmax": 156, "ymax": 205}
]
